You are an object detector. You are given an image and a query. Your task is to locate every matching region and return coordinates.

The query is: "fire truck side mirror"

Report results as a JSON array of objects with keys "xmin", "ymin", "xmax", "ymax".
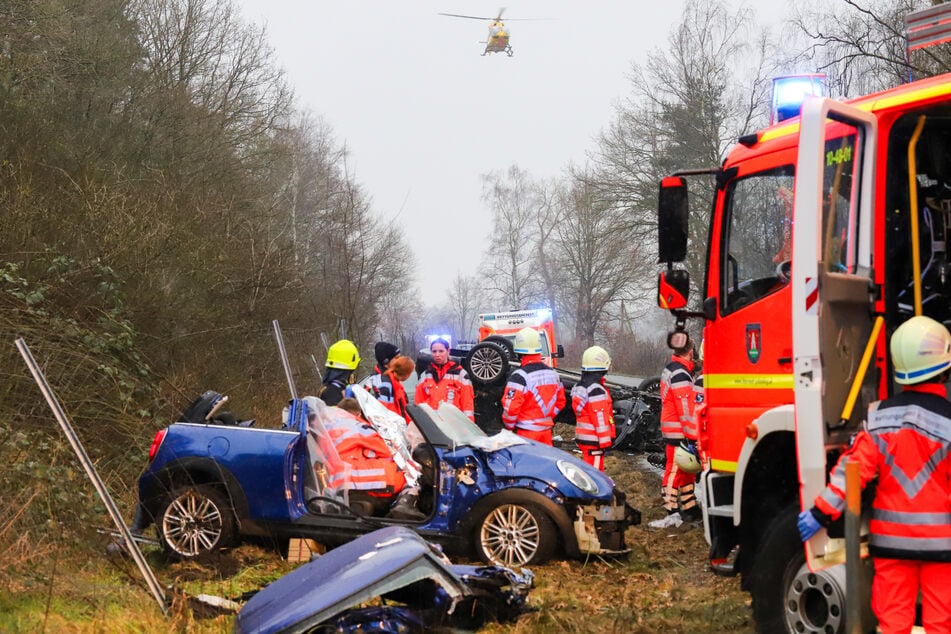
[
  {"xmin": 554, "ymin": 344, "xmax": 565, "ymax": 359},
  {"xmin": 658, "ymin": 176, "xmax": 689, "ymax": 264},
  {"xmin": 658, "ymin": 269, "xmax": 690, "ymax": 310}
]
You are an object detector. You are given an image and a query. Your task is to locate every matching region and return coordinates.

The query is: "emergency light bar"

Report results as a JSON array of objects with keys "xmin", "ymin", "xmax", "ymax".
[
  {"xmin": 771, "ymin": 74, "xmax": 825, "ymax": 125},
  {"xmin": 425, "ymin": 334, "xmax": 452, "ymax": 347}
]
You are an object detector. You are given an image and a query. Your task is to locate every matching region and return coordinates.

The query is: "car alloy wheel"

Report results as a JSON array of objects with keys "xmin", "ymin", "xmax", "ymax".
[
  {"xmin": 158, "ymin": 484, "xmax": 234, "ymax": 558},
  {"xmin": 479, "ymin": 503, "xmax": 553, "ymax": 567}
]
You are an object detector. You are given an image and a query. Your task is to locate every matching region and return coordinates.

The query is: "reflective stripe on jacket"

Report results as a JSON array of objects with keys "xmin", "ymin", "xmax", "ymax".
[
  {"xmin": 368, "ymin": 368, "xmax": 410, "ymax": 423},
  {"xmin": 323, "ymin": 410, "xmax": 406, "ymax": 494},
  {"xmin": 571, "ymin": 376, "xmax": 614, "ymax": 448},
  {"xmin": 813, "ymin": 384, "xmax": 951, "ymax": 561},
  {"xmin": 660, "ymin": 355, "xmax": 696, "ymax": 441},
  {"xmin": 501, "ymin": 359, "xmax": 566, "ymax": 433},
  {"xmin": 415, "ymin": 361, "xmax": 475, "ymax": 421}
]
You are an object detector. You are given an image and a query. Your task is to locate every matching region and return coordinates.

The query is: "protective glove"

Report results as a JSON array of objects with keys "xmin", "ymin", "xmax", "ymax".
[{"xmin": 798, "ymin": 509, "xmax": 822, "ymax": 542}]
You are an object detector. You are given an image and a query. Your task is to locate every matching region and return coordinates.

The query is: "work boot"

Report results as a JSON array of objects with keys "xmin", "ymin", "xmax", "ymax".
[
  {"xmin": 647, "ymin": 512, "xmax": 683, "ymax": 529},
  {"xmin": 387, "ymin": 492, "xmax": 426, "ymax": 521},
  {"xmin": 681, "ymin": 507, "xmax": 703, "ymax": 524}
]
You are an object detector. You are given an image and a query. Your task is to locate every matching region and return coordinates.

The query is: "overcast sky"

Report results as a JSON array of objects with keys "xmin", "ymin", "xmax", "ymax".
[{"xmin": 236, "ymin": 1, "xmax": 792, "ymax": 307}]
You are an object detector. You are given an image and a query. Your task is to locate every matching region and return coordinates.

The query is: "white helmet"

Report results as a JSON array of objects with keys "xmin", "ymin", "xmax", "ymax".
[
  {"xmin": 581, "ymin": 345, "xmax": 611, "ymax": 371},
  {"xmin": 891, "ymin": 316, "xmax": 951, "ymax": 384},
  {"xmin": 674, "ymin": 445, "xmax": 702, "ymax": 474},
  {"xmin": 513, "ymin": 327, "xmax": 542, "ymax": 354}
]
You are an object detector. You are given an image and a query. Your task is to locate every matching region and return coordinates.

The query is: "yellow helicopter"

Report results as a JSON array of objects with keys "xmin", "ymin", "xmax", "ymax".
[{"xmin": 439, "ymin": 8, "xmax": 528, "ymax": 57}]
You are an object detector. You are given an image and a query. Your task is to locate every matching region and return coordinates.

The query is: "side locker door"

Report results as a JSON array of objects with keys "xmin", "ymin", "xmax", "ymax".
[{"xmin": 792, "ymin": 98, "xmax": 877, "ymax": 569}]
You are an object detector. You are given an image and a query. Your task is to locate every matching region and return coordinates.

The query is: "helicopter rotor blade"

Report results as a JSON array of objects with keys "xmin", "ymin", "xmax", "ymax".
[
  {"xmin": 438, "ymin": 12, "xmax": 495, "ymax": 20},
  {"xmin": 496, "ymin": 7, "xmax": 505, "ymax": 21}
]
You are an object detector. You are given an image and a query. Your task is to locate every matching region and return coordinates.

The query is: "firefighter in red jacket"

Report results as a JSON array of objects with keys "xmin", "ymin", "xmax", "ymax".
[
  {"xmin": 799, "ymin": 316, "xmax": 951, "ymax": 633},
  {"xmin": 649, "ymin": 334, "xmax": 699, "ymax": 529},
  {"xmin": 501, "ymin": 327, "xmax": 566, "ymax": 445},
  {"xmin": 368, "ymin": 341, "xmax": 415, "ymax": 424},
  {"xmin": 571, "ymin": 345, "xmax": 615, "ymax": 471},
  {"xmin": 415, "ymin": 338, "xmax": 475, "ymax": 421}
]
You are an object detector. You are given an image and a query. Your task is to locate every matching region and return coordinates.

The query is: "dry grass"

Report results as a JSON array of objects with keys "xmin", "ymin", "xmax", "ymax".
[{"xmin": 0, "ymin": 440, "xmax": 754, "ymax": 633}]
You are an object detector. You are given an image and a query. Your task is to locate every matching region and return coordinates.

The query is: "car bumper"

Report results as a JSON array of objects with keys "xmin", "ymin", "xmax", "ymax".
[{"xmin": 572, "ymin": 493, "xmax": 640, "ymax": 556}]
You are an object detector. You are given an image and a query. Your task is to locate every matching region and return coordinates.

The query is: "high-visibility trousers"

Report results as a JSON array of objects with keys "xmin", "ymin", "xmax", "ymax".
[
  {"xmin": 872, "ymin": 557, "xmax": 951, "ymax": 634},
  {"xmin": 579, "ymin": 446, "xmax": 606, "ymax": 471}
]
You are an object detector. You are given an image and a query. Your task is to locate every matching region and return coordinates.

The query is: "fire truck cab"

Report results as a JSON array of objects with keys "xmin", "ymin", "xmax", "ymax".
[{"xmin": 657, "ymin": 73, "xmax": 951, "ymax": 632}]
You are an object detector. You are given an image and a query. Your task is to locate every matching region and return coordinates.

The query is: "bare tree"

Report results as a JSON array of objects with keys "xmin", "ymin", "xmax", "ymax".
[
  {"xmin": 787, "ymin": 0, "xmax": 951, "ymax": 97},
  {"xmin": 479, "ymin": 165, "xmax": 546, "ymax": 309},
  {"xmin": 446, "ymin": 273, "xmax": 485, "ymax": 342}
]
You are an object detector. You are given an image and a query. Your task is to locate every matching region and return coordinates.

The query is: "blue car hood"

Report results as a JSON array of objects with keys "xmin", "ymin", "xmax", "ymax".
[
  {"xmin": 235, "ymin": 526, "xmax": 468, "ymax": 634},
  {"xmin": 477, "ymin": 437, "xmax": 616, "ymax": 500}
]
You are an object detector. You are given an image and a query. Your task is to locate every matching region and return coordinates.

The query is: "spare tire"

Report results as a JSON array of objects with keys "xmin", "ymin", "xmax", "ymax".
[{"xmin": 465, "ymin": 341, "xmax": 510, "ymax": 387}]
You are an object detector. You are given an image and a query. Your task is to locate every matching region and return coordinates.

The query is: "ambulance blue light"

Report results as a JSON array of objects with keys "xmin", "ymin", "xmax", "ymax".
[{"xmin": 771, "ymin": 74, "xmax": 825, "ymax": 125}]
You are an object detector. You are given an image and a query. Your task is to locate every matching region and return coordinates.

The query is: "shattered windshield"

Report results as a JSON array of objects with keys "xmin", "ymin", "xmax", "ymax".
[{"xmin": 424, "ymin": 403, "xmax": 528, "ymax": 451}]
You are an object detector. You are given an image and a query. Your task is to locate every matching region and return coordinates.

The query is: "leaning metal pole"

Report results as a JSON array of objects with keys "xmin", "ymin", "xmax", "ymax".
[
  {"xmin": 15, "ymin": 338, "xmax": 168, "ymax": 614},
  {"xmin": 844, "ymin": 458, "xmax": 861, "ymax": 634},
  {"xmin": 273, "ymin": 319, "xmax": 298, "ymax": 400}
]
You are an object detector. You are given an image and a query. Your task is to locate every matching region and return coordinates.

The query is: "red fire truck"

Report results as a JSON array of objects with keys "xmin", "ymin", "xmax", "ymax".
[{"xmin": 657, "ymin": 72, "xmax": 951, "ymax": 632}]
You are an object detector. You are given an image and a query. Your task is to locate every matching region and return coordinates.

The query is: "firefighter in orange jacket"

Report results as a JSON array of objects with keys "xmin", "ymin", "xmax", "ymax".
[
  {"xmin": 501, "ymin": 327, "xmax": 566, "ymax": 445},
  {"xmin": 415, "ymin": 338, "xmax": 475, "ymax": 421},
  {"xmin": 368, "ymin": 341, "xmax": 415, "ymax": 424},
  {"xmin": 799, "ymin": 316, "xmax": 951, "ymax": 633},
  {"xmin": 571, "ymin": 345, "xmax": 615, "ymax": 471},
  {"xmin": 649, "ymin": 334, "xmax": 699, "ymax": 529}
]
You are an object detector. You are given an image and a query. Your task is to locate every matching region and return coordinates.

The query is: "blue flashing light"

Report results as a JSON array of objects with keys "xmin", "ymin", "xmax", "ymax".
[
  {"xmin": 425, "ymin": 333, "xmax": 452, "ymax": 347},
  {"xmin": 771, "ymin": 74, "xmax": 825, "ymax": 125}
]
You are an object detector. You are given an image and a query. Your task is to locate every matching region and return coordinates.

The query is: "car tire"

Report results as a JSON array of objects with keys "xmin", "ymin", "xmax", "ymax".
[
  {"xmin": 156, "ymin": 483, "xmax": 236, "ymax": 559},
  {"xmin": 481, "ymin": 335, "xmax": 515, "ymax": 361},
  {"xmin": 475, "ymin": 501, "xmax": 557, "ymax": 567},
  {"xmin": 639, "ymin": 376, "xmax": 661, "ymax": 393},
  {"xmin": 747, "ymin": 504, "xmax": 847, "ymax": 634},
  {"xmin": 465, "ymin": 341, "xmax": 510, "ymax": 387}
]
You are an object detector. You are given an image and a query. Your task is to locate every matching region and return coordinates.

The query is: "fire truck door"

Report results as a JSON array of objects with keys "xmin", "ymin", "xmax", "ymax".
[{"xmin": 792, "ymin": 98, "xmax": 877, "ymax": 569}]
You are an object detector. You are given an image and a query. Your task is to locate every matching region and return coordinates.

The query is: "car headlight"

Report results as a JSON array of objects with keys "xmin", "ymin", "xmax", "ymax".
[{"xmin": 557, "ymin": 459, "xmax": 599, "ymax": 495}]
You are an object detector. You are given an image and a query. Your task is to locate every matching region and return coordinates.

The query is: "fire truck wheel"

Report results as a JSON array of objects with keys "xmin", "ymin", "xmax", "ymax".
[
  {"xmin": 748, "ymin": 504, "xmax": 845, "ymax": 634},
  {"xmin": 475, "ymin": 501, "xmax": 557, "ymax": 567},
  {"xmin": 157, "ymin": 483, "xmax": 237, "ymax": 560},
  {"xmin": 465, "ymin": 341, "xmax": 510, "ymax": 387}
]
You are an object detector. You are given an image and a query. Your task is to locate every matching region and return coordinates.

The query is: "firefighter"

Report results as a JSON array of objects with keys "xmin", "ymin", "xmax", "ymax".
[
  {"xmin": 648, "ymin": 334, "xmax": 700, "ymax": 529},
  {"xmin": 798, "ymin": 315, "xmax": 951, "ymax": 633},
  {"xmin": 571, "ymin": 345, "xmax": 615, "ymax": 471},
  {"xmin": 368, "ymin": 341, "xmax": 415, "ymax": 423},
  {"xmin": 319, "ymin": 339, "xmax": 361, "ymax": 406},
  {"xmin": 501, "ymin": 327, "xmax": 566, "ymax": 445},
  {"xmin": 415, "ymin": 338, "xmax": 476, "ymax": 421}
]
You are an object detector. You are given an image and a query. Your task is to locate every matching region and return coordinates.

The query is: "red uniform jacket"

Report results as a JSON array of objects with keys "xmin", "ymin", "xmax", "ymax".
[
  {"xmin": 368, "ymin": 368, "xmax": 410, "ymax": 423},
  {"xmin": 501, "ymin": 355, "xmax": 566, "ymax": 433},
  {"xmin": 660, "ymin": 354, "xmax": 696, "ymax": 442},
  {"xmin": 813, "ymin": 383, "xmax": 951, "ymax": 561},
  {"xmin": 571, "ymin": 376, "xmax": 614, "ymax": 448},
  {"xmin": 415, "ymin": 361, "xmax": 475, "ymax": 421}
]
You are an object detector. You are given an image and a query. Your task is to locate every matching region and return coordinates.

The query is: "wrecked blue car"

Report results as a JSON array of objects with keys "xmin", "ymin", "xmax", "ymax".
[
  {"xmin": 235, "ymin": 525, "xmax": 534, "ymax": 633},
  {"xmin": 137, "ymin": 385, "xmax": 638, "ymax": 567}
]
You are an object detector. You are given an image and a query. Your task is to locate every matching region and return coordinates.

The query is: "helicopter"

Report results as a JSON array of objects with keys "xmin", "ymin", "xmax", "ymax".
[{"xmin": 438, "ymin": 8, "xmax": 529, "ymax": 57}]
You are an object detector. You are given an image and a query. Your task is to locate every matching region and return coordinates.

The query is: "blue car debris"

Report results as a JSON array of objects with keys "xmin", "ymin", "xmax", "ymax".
[
  {"xmin": 235, "ymin": 525, "xmax": 534, "ymax": 633},
  {"xmin": 137, "ymin": 385, "xmax": 639, "ymax": 567}
]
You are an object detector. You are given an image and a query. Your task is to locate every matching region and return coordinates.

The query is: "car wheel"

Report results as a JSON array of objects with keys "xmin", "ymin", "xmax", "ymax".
[
  {"xmin": 476, "ymin": 502, "xmax": 556, "ymax": 567},
  {"xmin": 481, "ymin": 335, "xmax": 515, "ymax": 361},
  {"xmin": 157, "ymin": 484, "xmax": 236, "ymax": 559},
  {"xmin": 747, "ymin": 504, "xmax": 847, "ymax": 633},
  {"xmin": 465, "ymin": 341, "xmax": 510, "ymax": 387},
  {"xmin": 639, "ymin": 376, "xmax": 661, "ymax": 393}
]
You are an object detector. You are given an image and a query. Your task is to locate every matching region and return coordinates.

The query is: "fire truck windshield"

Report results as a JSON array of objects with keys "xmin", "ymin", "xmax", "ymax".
[
  {"xmin": 720, "ymin": 166, "xmax": 796, "ymax": 315},
  {"xmin": 499, "ymin": 333, "xmax": 552, "ymax": 358}
]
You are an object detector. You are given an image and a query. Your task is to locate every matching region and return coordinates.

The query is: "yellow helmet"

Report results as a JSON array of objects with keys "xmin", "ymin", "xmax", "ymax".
[
  {"xmin": 513, "ymin": 327, "xmax": 542, "ymax": 354},
  {"xmin": 674, "ymin": 444, "xmax": 702, "ymax": 473},
  {"xmin": 891, "ymin": 316, "xmax": 951, "ymax": 384},
  {"xmin": 581, "ymin": 345, "xmax": 611, "ymax": 371},
  {"xmin": 326, "ymin": 339, "xmax": 360, "ymax": 370}
]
